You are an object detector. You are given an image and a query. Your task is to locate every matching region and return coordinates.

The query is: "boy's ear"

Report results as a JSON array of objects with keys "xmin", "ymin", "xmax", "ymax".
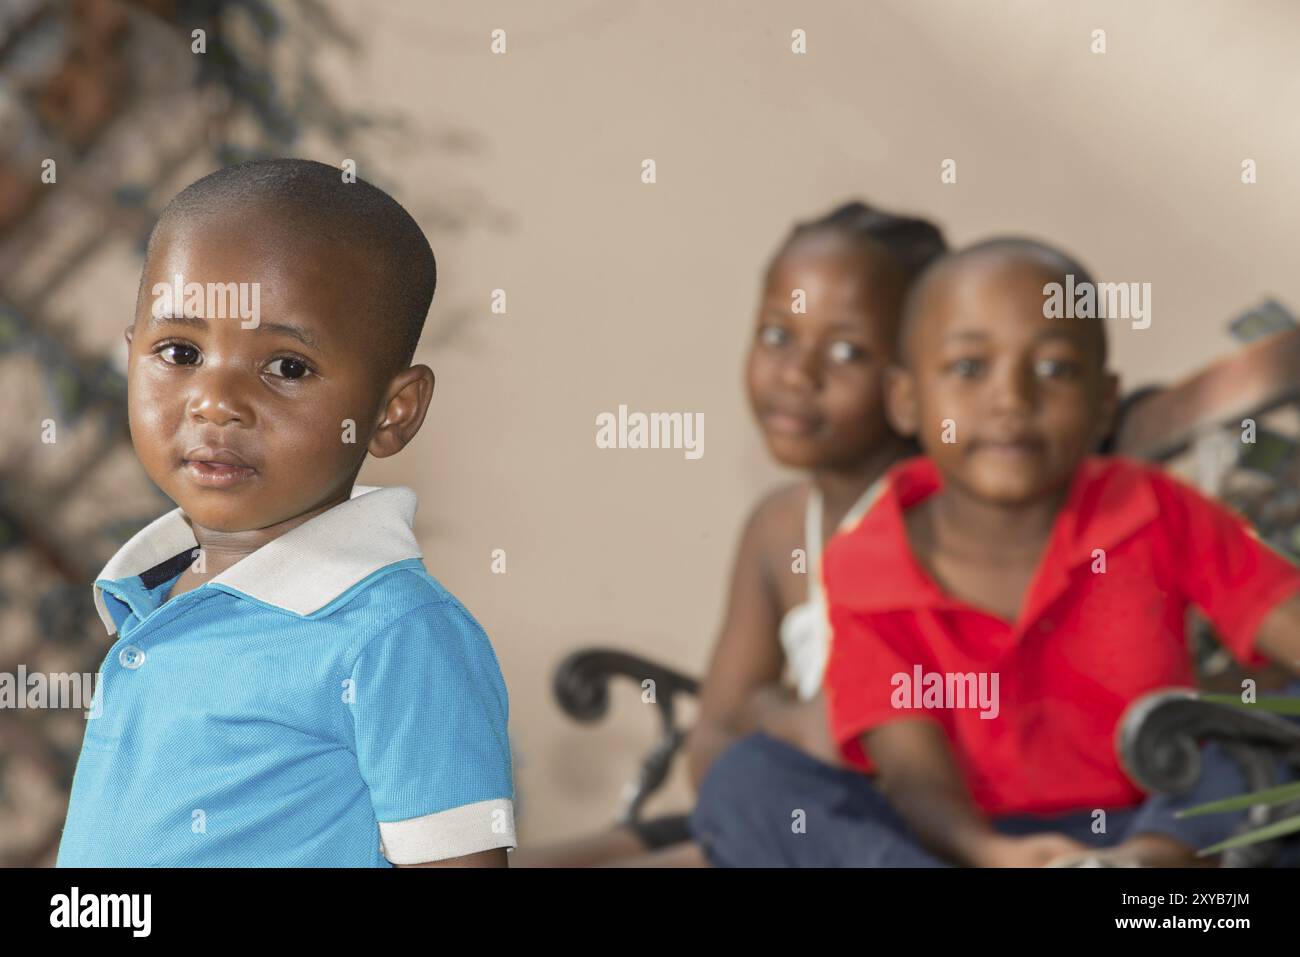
[
  {"xmin": 368, "ymin": 364, "xmax": 436, "ymax": 459},
  {"xmin": 884, "ymin": 364, "xmax": 920, "ymax": 438}
]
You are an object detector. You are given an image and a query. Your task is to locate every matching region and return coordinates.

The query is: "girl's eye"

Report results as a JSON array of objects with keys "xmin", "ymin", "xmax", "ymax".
[
  {"xmin": 758, "ymin": 324, "xmax": 789, "ymax": 348},
  {"xmin": 157, "ymin": 343, "xmax": 200, "ymax": 365},
  {"xmin": 1036, "ymin": 358, "xmax": 1080, "ymax": 379},
  {"xmin": 827, "ymin": 341, "xmax": 865, "ymax": 364},
  {"xmin": 266, "ymin": 356, "xmax": 314, "ymax": 380},
  {"xmin": 947, "ymin": 357, "xmax": 985, "ymax": 378}
]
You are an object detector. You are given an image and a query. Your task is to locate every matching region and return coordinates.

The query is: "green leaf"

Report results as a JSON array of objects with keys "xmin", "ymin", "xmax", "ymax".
[
  {"xmin": 1197, "ymin": 813, "xmax": 1300, "ymax": 856},
  {"xmin": 1176, "ymin": 779, "xmax": 1300, "ymax": 817},
  {"xmin": 1199, "ymin": 694, "xmax": 1300, "ymax": 716}
]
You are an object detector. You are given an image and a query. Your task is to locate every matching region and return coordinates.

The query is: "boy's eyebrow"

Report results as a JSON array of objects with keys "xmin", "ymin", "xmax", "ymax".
[
  {"xmin": 940, "ymin": 328, "xmax": 1091, "ymax": 347},
  {"xmin": 147, "ymin": 313, "xmax": 322, "ymax": 350},
  {"xmin": 943, "ymin": 329, "xmax": 990, "ymax": 343},
  {"xmin": 1036, "ymin": 327, "xmax": 1090, "ymax": 346},
  {"xmin": 825, "ymin": 321, "xmax": 871, "ymax": 334}
]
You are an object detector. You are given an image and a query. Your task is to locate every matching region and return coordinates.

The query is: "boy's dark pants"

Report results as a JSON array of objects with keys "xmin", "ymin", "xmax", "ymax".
[{"xmin": 688, "ymin": 725, "xmax": 1294, "ymax": 867}]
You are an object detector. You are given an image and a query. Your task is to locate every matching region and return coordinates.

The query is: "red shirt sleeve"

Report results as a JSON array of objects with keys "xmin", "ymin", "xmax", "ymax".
[
  {"xmin": 1150, "ymin": 470, "xmax": 1300, "ymax": 666},
  {"xmin": 824, "ymin": 599, "xmax": 941, "ymax": 773}
]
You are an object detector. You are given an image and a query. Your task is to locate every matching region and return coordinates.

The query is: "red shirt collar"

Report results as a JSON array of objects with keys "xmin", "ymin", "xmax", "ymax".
[{"xmin": 825, "ymin": 455, "xmax": 1161, "ymax": 625}]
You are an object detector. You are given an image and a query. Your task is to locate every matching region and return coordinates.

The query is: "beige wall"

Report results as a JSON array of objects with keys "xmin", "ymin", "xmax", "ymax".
[{"xmin": 79, "ymin": 0, "xmax": 1300, "ymax": 843}]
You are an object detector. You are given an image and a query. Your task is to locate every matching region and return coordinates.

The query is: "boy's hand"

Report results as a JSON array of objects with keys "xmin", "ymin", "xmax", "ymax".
[
  {"xmin": 973, "ymin": 832, "xmax": 1091, "ymax": 868},
  {"xmin": 1042, "ymin": 833, "xmax": 1206, "ymax": 868},
  {"xmin": 1253, "ymin": 593, "xmax": 1300, "ymax": 676}
]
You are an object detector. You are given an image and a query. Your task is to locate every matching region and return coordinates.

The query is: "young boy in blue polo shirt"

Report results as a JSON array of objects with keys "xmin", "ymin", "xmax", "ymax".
[{"xmin": 57, "ymin": 158, "xmax": 515, "ymax": 868}]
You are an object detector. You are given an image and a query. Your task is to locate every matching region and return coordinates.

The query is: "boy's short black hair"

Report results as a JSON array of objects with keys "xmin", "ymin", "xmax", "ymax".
[
  {"xmin": 771, "ymin": 200, "xmax": 948, "ymax": 283},
  {"xmin": 142, "ymin": 158, "xmax": 436, "ymax": 378},
  {"xmin": 899, "ymin": 236, "xmax": 1106, "ymax": 367}
]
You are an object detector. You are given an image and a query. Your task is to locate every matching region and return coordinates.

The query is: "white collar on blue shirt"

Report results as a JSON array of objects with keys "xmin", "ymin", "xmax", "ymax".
[{"xmin": 92, "ymin": 485, "xmax": 421, "ymax": 635}]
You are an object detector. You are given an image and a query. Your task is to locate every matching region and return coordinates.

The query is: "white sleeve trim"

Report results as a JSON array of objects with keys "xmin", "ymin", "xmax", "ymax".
[{"xmin": 379, "ymin": 797, "xmax": 516, "ymax": 864}]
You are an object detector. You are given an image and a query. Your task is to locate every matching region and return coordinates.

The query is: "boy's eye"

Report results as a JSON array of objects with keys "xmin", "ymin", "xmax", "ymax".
[
  {"xmin": 827, "ymin": 341, "xmax": 866, "ymax": 364},
  {"xmin": 758, "ymin": 324, "xmax": 789, "ymax": 348},
  {"xmin": 266, "ymin": 356, "xmax": 315, "ymax": 380},
  {"xmin": 1036, "ymin": 358, "xmax": 1080, "ymax": 379},
  {"xmin": 157, "ymin": 343, "xmax": 200, "ymax": 365},
  {"xmin": 946, "ymin": 357, "xmax": 986, "ymax": 378}
]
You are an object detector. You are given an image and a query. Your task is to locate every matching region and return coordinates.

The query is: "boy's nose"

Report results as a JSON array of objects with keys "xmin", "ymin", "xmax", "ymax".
[
  {"xmin": 186, "ymin": 371, "xmax": 250, "ymax": 424},
  {"xmin": 988, "ymin": 361, "xmax": 1037, "ymax": 413}
]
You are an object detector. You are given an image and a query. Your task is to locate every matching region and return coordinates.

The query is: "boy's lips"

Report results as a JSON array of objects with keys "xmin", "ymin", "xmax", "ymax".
[
  {"xmin": 968, "ymin": 436, "xmax": 1046, "ymax": 458},
  {"xmin": 182, "ymin": 460, "xmax": 257, "ymax": 488},
  {"xmin": 184, "ymin": 446, "xmax": 252, "ymax": 468},
  {"xmin": 181, "ymin": 446, "xmax": 257, "ymax": 488}
]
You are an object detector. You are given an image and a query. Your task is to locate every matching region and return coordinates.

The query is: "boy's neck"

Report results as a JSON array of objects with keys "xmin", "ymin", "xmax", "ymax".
[
  {"xmin": 183, "ymin": 484, "xmax": 355, "ymax": 579},
  {"xmin": 927, "ymin": 472, "xmax": 1071, "ymax": 558}
]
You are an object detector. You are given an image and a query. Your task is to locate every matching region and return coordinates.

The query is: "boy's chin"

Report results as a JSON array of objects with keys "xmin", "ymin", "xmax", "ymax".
[
  {"xmin": 174, "ymin": 504, "xmax": 259, "ymax": 534},
  {"xmin": 160, "ymin": 486, "xmax": 262, "ymax": 532},
  {"xmin": 956, "ymin": 460, "xmax": 1072, "ymax": 507}
]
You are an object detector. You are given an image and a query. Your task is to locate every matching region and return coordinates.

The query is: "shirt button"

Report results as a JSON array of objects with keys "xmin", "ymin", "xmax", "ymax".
[{"xmin": 119, "ymin": 645, "xmax": 146, "ymax": 669}]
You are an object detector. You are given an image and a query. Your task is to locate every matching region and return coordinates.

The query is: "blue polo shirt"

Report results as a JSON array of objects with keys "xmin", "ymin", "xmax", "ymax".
[{"xmin": 57, "ymin": 485, "xmax": 515, "ymax": 867}]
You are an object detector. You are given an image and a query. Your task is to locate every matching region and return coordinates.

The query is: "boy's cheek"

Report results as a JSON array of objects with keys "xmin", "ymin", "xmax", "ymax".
[
  {"xmin": 1043, "ymin": 403, "xmax": 1103, "ymax": 452},
  {"xmin": 127, "ymin": 388, "xmax": 168, "ymax": 430}
]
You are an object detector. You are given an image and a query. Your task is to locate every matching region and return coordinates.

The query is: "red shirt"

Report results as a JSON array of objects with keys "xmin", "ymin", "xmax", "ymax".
[{"xmin": 822, "ymin": 455, "xmax": 1300, "ymax": 816}]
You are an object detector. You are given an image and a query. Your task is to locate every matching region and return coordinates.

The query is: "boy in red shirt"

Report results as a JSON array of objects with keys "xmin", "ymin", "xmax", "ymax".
[
  {"xmin": 822, "ymin": 238, "xmax": 1300, "ymax": 866},
  {"xmin": 689, "ymin": 238, "xmax": 1300, "ymax": 867}
]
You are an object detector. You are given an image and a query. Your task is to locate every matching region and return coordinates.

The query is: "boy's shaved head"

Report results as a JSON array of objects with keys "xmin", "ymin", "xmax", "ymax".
[
  {"xmin": 127, "ymin": 158, "xmax": 440, "ymax": 537},
  {"xmin": 141, "ymin": 158, "xmax": 436, "ymax": 379},
  {"xmin": 899, "ymin": 237, "xmax": 1106, "ymax": 369},
  {"xmin": 883, "ymin": 234, "xmax": 1120, "ymax": 508}
]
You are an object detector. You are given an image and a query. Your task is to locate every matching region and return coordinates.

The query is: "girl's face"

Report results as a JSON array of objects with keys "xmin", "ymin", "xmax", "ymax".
[{"xmin": 745, "ymin": 237, "xmax": 906, "ymax": 471}]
